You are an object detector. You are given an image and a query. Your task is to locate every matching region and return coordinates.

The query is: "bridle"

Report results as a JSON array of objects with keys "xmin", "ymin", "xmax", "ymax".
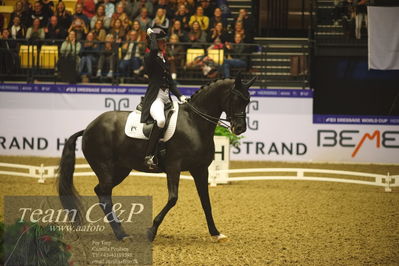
[{"xmin": 186, "ymin": 84, "xmax": 250, "ymax": 129}]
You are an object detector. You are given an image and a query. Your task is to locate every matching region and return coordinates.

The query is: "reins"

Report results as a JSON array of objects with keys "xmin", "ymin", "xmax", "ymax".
[
  {"xmin": 185, "ymin": 83, "xmax": 250, "ymax": 130},
  {"xmin": 186, "ymin": 101, "xmax": 231, "ymax": 129}
]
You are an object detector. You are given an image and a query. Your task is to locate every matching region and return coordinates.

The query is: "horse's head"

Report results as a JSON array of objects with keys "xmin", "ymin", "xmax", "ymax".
[{"xmin": 225, "ymin": 75, "xmax": 257, "ymax": 135}]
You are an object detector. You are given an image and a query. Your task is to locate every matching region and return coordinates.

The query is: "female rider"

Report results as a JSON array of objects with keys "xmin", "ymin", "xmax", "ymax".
[{"xmin": 141, "ymin": 27, "xmax": 187, "ymax": 169}]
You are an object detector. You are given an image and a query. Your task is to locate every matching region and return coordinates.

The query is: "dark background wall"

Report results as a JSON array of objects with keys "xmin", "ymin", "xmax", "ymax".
[{"xmin": 312, "ymin": 56, "xmax": 399, "ymax": 116}]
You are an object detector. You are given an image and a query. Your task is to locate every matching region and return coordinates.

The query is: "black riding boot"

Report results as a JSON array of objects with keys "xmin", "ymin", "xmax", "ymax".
[{"xmin": 144, "ymin": 123, "xmax": 162, "ymax": 169}]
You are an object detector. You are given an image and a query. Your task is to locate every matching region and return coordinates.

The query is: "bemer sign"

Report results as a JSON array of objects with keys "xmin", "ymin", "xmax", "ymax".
[{"xmin": 0, "ymin": 83, "xmax": 398, "ymax": 164}]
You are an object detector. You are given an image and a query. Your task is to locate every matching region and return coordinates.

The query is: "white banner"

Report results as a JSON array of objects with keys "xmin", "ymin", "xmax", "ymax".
[
  {"xmin": 0, "ymin": 85, "xmax": 398, "ymax": 164},
  {"xmin": 368, "ymin": 6, "xmax": 399, "ymax": 70}
]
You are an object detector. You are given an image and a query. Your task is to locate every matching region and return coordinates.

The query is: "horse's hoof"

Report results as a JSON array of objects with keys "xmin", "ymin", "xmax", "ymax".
[
  {"xmin": 212, "ymin": 234, "xmax": 228, "ymax": 243},
  {"xmin": 121, "ymin": 235, "xmax": 133, "ymax": 242},
  {"xmin": 147, "ymin": 228, "xmax": 156, "ymax": 242}
]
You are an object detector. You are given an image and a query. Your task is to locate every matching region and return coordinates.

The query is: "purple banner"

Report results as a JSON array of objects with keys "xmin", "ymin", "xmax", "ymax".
[
  {"xmin": 313, "ymin": 114, "xmax": 399, "ymax": 125},
  {"xmin": 0, "ymin": 83, "xmax": 313, "ymax": 98}
]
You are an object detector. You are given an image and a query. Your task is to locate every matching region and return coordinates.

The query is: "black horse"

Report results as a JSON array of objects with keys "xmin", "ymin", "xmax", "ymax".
[{"xmin": 57, "ymin": 76, "xmax": 255, "ymax": 242}]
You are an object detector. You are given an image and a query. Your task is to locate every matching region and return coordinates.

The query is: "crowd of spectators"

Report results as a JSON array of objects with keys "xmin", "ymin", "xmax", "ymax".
[
  {"xmin": 332, "ymin": 0, "xmax": 368, "ymax": 40},
  {"xmin": 0, "ymin": 0, "xmax": 256, "ymax": 81}
]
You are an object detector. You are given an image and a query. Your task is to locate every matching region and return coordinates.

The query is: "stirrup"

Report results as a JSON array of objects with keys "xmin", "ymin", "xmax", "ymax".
[{"xmin": 144, "ymin": 155, "xmax": 157, "ymax": 169}]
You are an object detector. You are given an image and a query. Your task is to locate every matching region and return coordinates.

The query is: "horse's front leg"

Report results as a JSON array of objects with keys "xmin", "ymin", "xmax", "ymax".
[
  {"xmin": 190, "ymin": 167, "xmax": 228, "ymax": 242},
  {"xmin": 147, "ymin": 169, "xmax": 180, "ymax": 241}
]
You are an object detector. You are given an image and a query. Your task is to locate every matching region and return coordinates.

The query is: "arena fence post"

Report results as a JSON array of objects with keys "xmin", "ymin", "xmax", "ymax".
[
  {"xmin": 384, "ymin": 172, "xmax": 392, "ymax": 193},
  {"xmin": 297, "ymin": 170, "xmax": 304, "ymax": 178},
  {"xmin": 38, "ymin": 163, "xmax": 45, "ymax": 184}
]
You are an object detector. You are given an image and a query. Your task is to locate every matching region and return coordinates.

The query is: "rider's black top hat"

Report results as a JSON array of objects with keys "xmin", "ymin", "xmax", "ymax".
[{"xmin": 152, "ymin": 27, "xmax": 167, "ymax": 40}]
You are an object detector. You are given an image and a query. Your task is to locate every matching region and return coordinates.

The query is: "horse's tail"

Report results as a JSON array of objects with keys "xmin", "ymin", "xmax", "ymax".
[{"xmin": 56, "ymin": 130, "xmax": 85, "ymax": 223}]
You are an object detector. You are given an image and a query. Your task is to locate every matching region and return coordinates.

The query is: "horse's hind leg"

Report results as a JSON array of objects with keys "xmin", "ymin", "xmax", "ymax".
[
  {"xmin": 94, "ymin": 166, "xmax": 132, "ymax": 240},
  {"xmin": 190, "ymin": 167, "xmax": 227, "ymax": 242},
  {"xmin": 147, "ymin": 169, "xmax": 180, "ymax": 242}
]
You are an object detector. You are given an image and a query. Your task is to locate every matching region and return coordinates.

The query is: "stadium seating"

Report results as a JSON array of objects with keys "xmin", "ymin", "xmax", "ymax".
[
  {"xmin": 186, "ymin": 49, "xmax": 205, "ymax": 66},
  {"xmin": 19, "ymin": 45, "xmax": 38, "ymax": 68},
  {"xmin": 207, "ymin": 49, "xmax": 224, "ymax": 65},
  {"xmin": 39, "ymin": 45, "xmax": 59, "ymax": 69},
  {"xmin": 0, "ymin": 5, "xmax": 13, "ymax": 27}
]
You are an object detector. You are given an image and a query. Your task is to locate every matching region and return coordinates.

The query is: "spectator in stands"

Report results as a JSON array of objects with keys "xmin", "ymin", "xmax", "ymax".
[
  {"xmin": 121, "ymin": 17, "xmax": 132, "ymax": 32},
  {"xmin": 169, "ymin": 20, "xmax": 188, "ymax": 42},
  {"xmin": 0, "ymin": 28, "xmax": 19, "ymax": 74},
  {"xmin": 131, "ymin": 20, "xmax": 146, "ymax": 42},
  {"xmin": 131, "ymin": 0, "xmax": 153, "ymax": 19},
  {"xmin": 109, "ymin": 18, "xmax": 126, "ymax": 43},
  {"xmin": 220, "ymin": 33, "xmax": 247, "ymax": 78},
  {"xmin": 77, "ymin": 0, "xmax": 96, "ymax": 19},
  {"xmin": 166, "ymin": 34, "xmax": 185, "ymax": 80},
  {"xmin": 185, "ymin": 0, "xmax": 196, "ymax": 15},
  {"xmin": 9, "ymin": 16, "xmax": 26, "ymax": 39},
  {"xmin": 91, "ymin": 4, "xmax": 111, "ymax": 30},
  {"xmin": 73, "ymin": 3, "xmax": 90, "ymax": 28},
  {"xmin": 68, "ymin": 17, "xmax": 89, "ymax": 41},
  {"xmin": 236, "ymin": 9, "xmax": 255, "ymax": 42},
  {"xmin": 150, "ymin": 8, "xmax": 170, "ymax": 31},
  {"xmin": 209, "ymin": 22, "xmax": 229, "ymax": 44},
  {"xmin": 119, "ymin": 30, "xmax": 145, "ymax": 76},
  {"xmin": 92, "ymin": 19, "xmax": 107, "ymax": 41},
  {"xmin": 341, "ymin": 2, "xmax": 355, "ymax": 39},
  {"xmin": 199, "ymin": 0, "xmax": 215, "ymax": 18},
  {"xmin": 136, "ymin": 7, "xmax": 151, "ymax": 31},
  {"xmin": 0, "ymin": 14, "xmax": 3, "ymax": 32},
  {"xmin": 21, "ymin": 0, "xmax": 32, "ymax": 14},
  {"xmin": 58, "ymin": 30, "xmax": 81, "ymax": 82},
  {"xmin": 9, "ymin": 1, "xmax": 29, "ymax": 28},
  {"xmin": 170, "ymin": 0, "xmax": 185, "ymax": 10},
  {"xmin": 26, "ymin": 18, "xmax": 45, "ymax": 41},
  {"xmin": 233, "ymin": 21, "xmax": 253, "ymax": 44},
  {"xmin": 189, "ymin": 6, "xmax": 209, "ymax": 31},
  {"xmin": 209, "ymin": 7, "xmax": 227, "ymax": 32},
  {"xmin": 60, "ymin": 30, "xmax": 81, "ymax": 58},
  {"xmin": 174, "ymin": 4, "xmax": 190, "ymax": 31},
  {"xmin": 111, "ymin": 3, "xmax": 130, "ymax": 30},
  {"xmin": 40, "ymin": 0, "xmax": 54, "ymax": 19},
  {"xmin": 28, "ymin": 1, "xmax": 50, "ymax": 27},
  {"xmin": 96, "ymin": 33, "xmax": 116, "ymax": 78},
  {"xmin": 55, "ymin": 1, "xmax": 72, "ymax": 31},
  {"xmin": 118, "ymin": 0, "xmax": 134, "ymax": 19},
  {"xmin": 187, "ymin": 20, "xmax": 207, "ymax": 48},
  {"xmin": 332, "ymin": 0, "xmax": 351, "ymax": 26},
  {"xmin": 45, "ymin": 15, "xmax": 66, "ymax": 41},
  {"xmin": 153, "ymin": 0, "xmax": 174, "ymax": 19},
  {"xmin": 354, "ymin": 0, "xmax": 368, "ymax": 39},
  {"xmin": 79, "ymin": 31, "xmax": 98, "ymax": 78},
  {"xmin": 104, "ymin": 0, "xmax": 115, "ymax": 18}
]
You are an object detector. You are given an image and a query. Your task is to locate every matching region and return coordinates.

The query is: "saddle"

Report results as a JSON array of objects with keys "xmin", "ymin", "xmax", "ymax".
[
  {"xmin": 124, "ymin": 99, "xmax": 179, "ymax": 142},
  {"xmin": 136, "ymin": 97, "xmax": 174, "ymax": 138}
]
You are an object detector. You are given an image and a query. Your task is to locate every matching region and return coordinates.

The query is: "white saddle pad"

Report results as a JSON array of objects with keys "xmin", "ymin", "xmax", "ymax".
[{"xmin": 124, "ymin": 101, "xmax": 179, "ymax": 142}]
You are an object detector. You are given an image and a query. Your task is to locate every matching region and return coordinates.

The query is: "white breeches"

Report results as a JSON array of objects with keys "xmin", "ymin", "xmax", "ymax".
[{"xmin": 150, "ymin": 89, "xmax": 170, "ymax": 128}]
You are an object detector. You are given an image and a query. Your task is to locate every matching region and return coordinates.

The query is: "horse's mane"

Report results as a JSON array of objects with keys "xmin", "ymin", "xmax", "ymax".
[{"xmin": 190, "ymin": 79, "xmax": 233, "ymax": 100}]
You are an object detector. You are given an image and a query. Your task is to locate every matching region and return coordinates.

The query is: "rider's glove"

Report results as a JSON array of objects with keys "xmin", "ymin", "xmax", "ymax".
[
  {"xmin": 179, "ymin": 95, "xmax": 187, "ymax": 103},
  {"xmin": 147, "ymin": 28, "xmax": 154, "ymax": 36}
]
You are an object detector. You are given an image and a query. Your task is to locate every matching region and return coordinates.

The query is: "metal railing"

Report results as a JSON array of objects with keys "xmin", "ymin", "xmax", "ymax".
[{"xmin": 0, "ymin": 38, "xmax": 310, "ymax": 88}]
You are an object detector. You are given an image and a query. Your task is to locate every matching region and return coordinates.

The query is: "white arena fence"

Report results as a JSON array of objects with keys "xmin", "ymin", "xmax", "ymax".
[{"xmin": 0, "ymin": 162, "xmax": 398, "ymax": 193}]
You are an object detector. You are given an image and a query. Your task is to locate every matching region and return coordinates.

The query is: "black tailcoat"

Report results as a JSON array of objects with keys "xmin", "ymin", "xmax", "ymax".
[{"xmin": 140, "ymin": 34, "xmax": 183, "ymax": 123}]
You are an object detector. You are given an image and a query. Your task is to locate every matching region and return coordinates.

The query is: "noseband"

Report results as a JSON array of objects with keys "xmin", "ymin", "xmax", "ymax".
[
  {"xmin": 186, "ymin": 84, "xmax": 249, "ymax": 129},
  {"xmin": 227, "ymin": 85, "xmax": 250, "ymax": 122}
]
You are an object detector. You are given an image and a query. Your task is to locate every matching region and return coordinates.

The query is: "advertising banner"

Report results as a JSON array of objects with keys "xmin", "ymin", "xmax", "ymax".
[
  {"xmin": 1, "ymin": 83, "xmax": 398, "ymax": 164},
  {"xmin": 3, "ymin": 196, "xmax": 152, "ymax": 265}
]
